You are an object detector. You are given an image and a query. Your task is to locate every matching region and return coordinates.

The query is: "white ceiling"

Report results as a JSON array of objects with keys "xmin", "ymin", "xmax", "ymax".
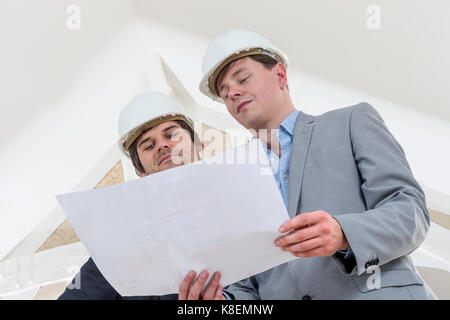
[{"xmin": 132, "ymin": 0, "xmax": 450, "ymax": 121}]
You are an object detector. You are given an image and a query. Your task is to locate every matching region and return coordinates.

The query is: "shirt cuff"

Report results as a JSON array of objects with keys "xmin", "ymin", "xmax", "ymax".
[
  {"xmin": 222, "ymin": 291, "xmax": 233, "ymax": 300},
  {"xmin": 338, "ymin": 246, "xmax": 354, "ymax": 259}
]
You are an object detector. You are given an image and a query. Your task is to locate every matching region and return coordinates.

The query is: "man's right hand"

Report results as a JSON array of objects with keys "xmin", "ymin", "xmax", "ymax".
[{"xmin": 178, "ymin": 270, "xmax": 226, "ymax": 300}]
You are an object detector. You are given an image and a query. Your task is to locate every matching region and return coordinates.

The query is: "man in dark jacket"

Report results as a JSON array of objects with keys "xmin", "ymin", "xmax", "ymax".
[{"xmin": 59, "ymin": 92, "xmax": 224, "ymax": 300}]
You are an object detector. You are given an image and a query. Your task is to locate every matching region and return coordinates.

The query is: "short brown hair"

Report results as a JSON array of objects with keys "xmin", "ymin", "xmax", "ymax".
[
  {"xmin": 128, "ymin": 120, "xmax": 200, "ymax": 175},
  {"xmin": 215, "ymin": 54, "xmax": 280, "ymax": 96}
]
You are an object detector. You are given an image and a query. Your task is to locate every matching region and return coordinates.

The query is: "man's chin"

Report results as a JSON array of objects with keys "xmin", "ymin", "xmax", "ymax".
[
  {"xmin": 236, "ymin": 110, "xmax": 262, "ymax": 130},
  {"xmin": 157, "ymin": 155, "xmax": 198, "ymax": 172},
  {"xmin": 239, "ymin": 117, "xmax": 261, "ymax": 131},
  {"xmin": 157, "ymin": 160, "xmax": 182, "ymax": 172}
]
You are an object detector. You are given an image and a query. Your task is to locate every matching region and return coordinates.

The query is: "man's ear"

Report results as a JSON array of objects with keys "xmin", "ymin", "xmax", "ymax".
[
  {"xmin": 194, "ymin": 141, "xmax": 204, "ymax": 159},
  {"xmin": 275, "ymin": 63, "xmax": 288, "ymax": 89}
]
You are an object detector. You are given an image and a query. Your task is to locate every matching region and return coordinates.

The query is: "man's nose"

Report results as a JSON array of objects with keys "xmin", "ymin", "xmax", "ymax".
[
  {"xmin": 157, "ymin": 141, "xmax": 170, "ymax": 153},
  {"xmin": 228, "ymin": 83, "xmax": 242, "ymax": 99}
]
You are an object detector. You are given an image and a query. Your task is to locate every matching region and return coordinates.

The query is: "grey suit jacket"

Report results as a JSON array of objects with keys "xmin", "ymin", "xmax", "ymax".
[{"xmin": 226, "ymin": 102, "xmax": 437, "ymax": 300}]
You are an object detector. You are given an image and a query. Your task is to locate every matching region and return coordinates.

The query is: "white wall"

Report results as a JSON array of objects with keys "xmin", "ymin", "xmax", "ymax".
[
  {"xmin": 0, "ymin": 0, "xmax": 150, "ymax": 259},
  {"xmin": 1, "ymin": 1, "xmax": 449, "ymax": 262}
]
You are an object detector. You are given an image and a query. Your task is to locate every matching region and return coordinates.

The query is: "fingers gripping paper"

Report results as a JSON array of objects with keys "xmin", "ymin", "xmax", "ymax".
[{"xmin": 56, "ymin": 140, "xmax": 296, "ymax": 296}]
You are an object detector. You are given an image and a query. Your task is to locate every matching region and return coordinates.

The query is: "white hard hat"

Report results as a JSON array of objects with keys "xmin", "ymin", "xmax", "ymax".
[
  {"xmin": 117, "ymin": 92, "xmax": 194, "ymax": 157},
  {"xmin": 199, "ymin": 29, "xmax": 289, "ymax": 103}
]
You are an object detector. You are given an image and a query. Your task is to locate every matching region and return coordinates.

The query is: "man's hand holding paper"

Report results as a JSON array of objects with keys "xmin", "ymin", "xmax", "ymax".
[{"xmin": 57, "ymin": 140, "xmax": 296, "ymax": 297}]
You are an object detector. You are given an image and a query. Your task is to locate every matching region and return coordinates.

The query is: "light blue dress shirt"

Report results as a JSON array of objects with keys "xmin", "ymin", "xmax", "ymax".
[
  {"xmin": 260, "ymin": 110, "xmax": 354, "ymax": 259},
  {"xmin": 262, "ymin": 110, "xmax": 299, "ymax": 209}
]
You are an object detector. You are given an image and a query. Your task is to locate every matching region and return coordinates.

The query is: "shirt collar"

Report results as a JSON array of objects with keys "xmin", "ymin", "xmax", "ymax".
[
  {"xmin": 255, "ymin": 110, "xmax": 300, "ymax": 148},
  {"xmin": 279, "ymin": 109, "xmax": 299, "ymax": 137}
]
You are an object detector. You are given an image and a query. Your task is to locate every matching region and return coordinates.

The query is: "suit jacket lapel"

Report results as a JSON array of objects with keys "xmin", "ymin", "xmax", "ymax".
[{"xmin": 287, "ymin": 111, "xmax": 315, "ymax": 217}]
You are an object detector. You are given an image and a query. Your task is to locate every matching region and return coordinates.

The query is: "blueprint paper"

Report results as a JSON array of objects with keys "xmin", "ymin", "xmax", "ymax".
[{"xmin": 56, "ymin": 140, "xmax": 296, "ymax": 296}]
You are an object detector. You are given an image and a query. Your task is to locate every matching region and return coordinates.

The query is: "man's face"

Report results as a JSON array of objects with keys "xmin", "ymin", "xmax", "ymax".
[
  {"xmin": 217, "ymin": 57, "xmax": 287, "ymax": 130},
  {"xmin": 135, "ymin": 121, "xmax": 201, "ymax": 176}
]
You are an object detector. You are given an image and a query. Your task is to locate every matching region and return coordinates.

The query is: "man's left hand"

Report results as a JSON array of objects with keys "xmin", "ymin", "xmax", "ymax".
[
  {"xmin": 178, "ymin": 270, "xmax": 226, "ymax": 300},
  {"xmin": 274, "ymin": 210, "xmax": 348, "ymax": 257}
]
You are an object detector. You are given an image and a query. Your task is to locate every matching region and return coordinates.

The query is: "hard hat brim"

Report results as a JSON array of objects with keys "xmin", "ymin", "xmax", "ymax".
[
  {"xmin": 120, "ymin": 114, "xmax": 194, "ymax": 156},
  {"xmin": 199, "ymin": 47, "xmax": 288, "ymax": 103}
]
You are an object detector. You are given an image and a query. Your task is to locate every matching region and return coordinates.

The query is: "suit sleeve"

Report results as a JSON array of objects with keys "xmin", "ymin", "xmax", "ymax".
[
  {"xmin": 333, "ymin": 103, "xmax": 430, "ymax": 276},
  {"xmin": 58, "ymin": 257, "xmax": 121, "ymax": 300},
  {"xmin": 222, "ymin": 275, "xmax": 261, "ymax": 300}
]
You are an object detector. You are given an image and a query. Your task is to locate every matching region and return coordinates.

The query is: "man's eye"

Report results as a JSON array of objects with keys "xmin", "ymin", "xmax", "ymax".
[
  {"xmin": 169, "ymin": 132, "xmax": 182, "ymax": 141},
  {"xmin": 145, "ymin": 144, "xmax": 154, "ymax": 150},
  {"xmin": 240, "ymin": 76, "xmax": 250, "ymax": 84}
]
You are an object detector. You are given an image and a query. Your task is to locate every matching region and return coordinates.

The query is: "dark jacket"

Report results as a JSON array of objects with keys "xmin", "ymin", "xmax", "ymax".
[{"xmin": 58, "ymin": 257, "xmax": 178, "ymax": 300}]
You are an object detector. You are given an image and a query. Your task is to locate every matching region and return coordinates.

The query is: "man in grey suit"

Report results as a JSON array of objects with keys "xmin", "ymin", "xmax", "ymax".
[{"xmin": 196, "ymin": 29, "xmax": 437, "ymax": 299}]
